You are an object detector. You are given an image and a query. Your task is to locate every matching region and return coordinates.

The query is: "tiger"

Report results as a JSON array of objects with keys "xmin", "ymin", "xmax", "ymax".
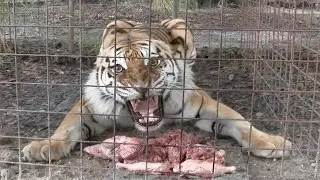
[{"xmin": 22, "ymin": 19, "xmax": 292, "ymax": 162}]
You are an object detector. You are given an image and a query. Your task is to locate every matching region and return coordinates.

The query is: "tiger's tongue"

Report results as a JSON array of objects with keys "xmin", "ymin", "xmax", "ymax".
[{"xmin": 130, "ymin": 97, "xmax": 158, "ymax": 116}]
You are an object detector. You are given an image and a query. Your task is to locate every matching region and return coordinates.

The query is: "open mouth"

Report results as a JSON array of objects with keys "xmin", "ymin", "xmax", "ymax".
[{"xmin": 126, "ymin": 96, "xmax": 163, "ymax": 127}]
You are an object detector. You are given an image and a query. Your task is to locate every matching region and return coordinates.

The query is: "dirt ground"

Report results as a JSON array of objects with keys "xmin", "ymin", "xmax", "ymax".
[{"xmin": 1, "ymin": 1, "xmax": 320, "ymax": 180}]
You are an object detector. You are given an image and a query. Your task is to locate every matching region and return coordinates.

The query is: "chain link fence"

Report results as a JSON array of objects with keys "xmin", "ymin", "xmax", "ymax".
[{"xmin": 0, "ymin": 0, "xmax": 319, "ymax": 179}]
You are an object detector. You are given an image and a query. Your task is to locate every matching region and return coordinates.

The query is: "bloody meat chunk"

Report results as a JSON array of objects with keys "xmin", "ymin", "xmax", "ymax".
[
  {"xmin": 84, "ymin": 130, "xmax": 198, "ymax": 163},
  {"xmin": 84, "ymin": 130, "xmax": 236, "ymax": 178},
  {"xmin": 143, "ymin": 139, "xmax": 168, "ymax": 162},
  {"xmin": 147, "ymin": 130, "xmax": 198, "ymax": 163},
  {"xmin": 186, "ymin": 144, "xmax": 225, "ymax": 164}
]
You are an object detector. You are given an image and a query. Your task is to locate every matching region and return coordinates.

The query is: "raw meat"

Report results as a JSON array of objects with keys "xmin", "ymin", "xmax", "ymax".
[
  {"xmin": 84, "ymin": 136, "xmax": 143, "ymax": 162},
  {"xmin": 116, "ymin": 161, "xmax": 172, "ymax": 175},
  {"xmin": 147, "ymin": 130, "xmax": 198, "ymax": 163},
  {"xmin": 173, "ymin": 160, "xmax": 236, "ymax": 178},
  {"xmin": 185, "ymin": 144, "xmax": 226, "ymax": 164},
  {"xmin": 84, "ymin": 130, "xmax": 236, "ymax": 178}
]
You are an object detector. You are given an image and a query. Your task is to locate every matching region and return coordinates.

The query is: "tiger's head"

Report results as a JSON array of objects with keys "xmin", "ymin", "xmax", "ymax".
[{"xmin": 92, "ymin": 19, "xmax": 196, "ymax": 131}]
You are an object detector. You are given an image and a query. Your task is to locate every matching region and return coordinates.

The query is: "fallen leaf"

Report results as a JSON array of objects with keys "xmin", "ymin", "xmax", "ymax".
[
  {"xmin": 256, "ymin": 112, "xmax": 263, "ymax": 118},
  {"xmin": 228, "ymin": 74, "xmax": 235, "ymax": 81}
]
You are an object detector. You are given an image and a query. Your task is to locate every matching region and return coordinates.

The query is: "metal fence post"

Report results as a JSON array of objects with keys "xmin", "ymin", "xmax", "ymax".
[
  {"xmin": 68, "ymin": 0, "xmax": 74, "ymax": 54},
  {"xmin": 172, "ymin": 0, "xmax": 179, "ymax": 18}
]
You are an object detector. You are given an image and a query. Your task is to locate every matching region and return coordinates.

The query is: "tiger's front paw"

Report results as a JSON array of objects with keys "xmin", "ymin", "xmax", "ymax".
[
  {"xmin": 22, "ymin": 140, "xmax": 70, "ymax": 162},
  {"xmin": 251, "ymin": 135, "xmax": 292, "ymax": 158}
]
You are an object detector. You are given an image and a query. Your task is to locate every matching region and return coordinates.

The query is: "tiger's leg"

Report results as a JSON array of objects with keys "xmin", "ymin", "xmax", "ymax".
[
  {"xmin": 190, "ymin": 90, "xmax": 292, "ymax": 158},
  {"xmin": 22, "ymin": 100, "xmax": 106, "ymax": 162}
]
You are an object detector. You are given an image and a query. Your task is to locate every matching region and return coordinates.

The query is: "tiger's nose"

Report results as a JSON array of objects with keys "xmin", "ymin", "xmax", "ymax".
[
  {"xmin": 136, "ymin": 88, "xmax": 148, "ymax": 99},
  {"xmin": 137, "ymin": 87, "xmax": 147, "ymax": 95},
  {"xmin": 134, "ymin": 84, "xmax": 148, "ymax": 99}
]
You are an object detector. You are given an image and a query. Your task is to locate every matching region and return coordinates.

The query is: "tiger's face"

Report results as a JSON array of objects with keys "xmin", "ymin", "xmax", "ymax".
[{"xmin": 95, "ymin": 40, "xmax": 182, "ymax": 131}]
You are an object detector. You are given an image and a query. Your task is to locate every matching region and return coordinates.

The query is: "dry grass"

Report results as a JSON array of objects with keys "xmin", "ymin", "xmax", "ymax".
[
  {"xmin": 0, "ymin": 0, "xmax": 13, "ymax": 61},
  {"xmin": 0, "ymin": 34, "xmax": 14, "ymax": 66},
  {"xmin": 0, "ymin": 0, "xmax": 9, "ymax": 23},
  {"xmin": 0, "ymin": 26, "xmax": 14, "ymax": 59},
  {"xmin": 152, "ymin": 0, "xmax": 198, "ymax": 14}
]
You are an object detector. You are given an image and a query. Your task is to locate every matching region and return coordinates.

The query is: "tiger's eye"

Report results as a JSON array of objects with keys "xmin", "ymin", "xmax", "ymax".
[
  {"xmin": 115, "ymin": 64, "xmax": 123, "ymax": 73},
  {"xmin": 149, "ymin": 59, "xmax": 160, "ymax": 68}
]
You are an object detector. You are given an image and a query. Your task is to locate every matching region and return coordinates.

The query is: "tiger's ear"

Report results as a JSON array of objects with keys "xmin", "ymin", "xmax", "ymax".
[
  {"xmin": 100, "ymin": 20, "xmax": 138, "ymax": 50},
  {"xmin": 96, "ymin": 20, "xmax": 138, "ymax": 67},
  {"xmin": 160, "ymin": 19, "xmax": 196, "ymax": 65}
]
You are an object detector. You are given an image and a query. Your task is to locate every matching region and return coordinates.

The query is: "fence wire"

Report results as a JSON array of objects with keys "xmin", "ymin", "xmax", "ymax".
[{"xmin": 0, "ymin": 0, "xmax": 320, "ymax": 179}]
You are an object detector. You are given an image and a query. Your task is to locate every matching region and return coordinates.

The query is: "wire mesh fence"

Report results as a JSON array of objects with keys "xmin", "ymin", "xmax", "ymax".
[{"xmin": 0, "ymin": 0, "xmax": 319, "ymax": 179}]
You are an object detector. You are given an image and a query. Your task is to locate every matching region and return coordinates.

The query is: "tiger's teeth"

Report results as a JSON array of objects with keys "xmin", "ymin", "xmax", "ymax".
[
  {"xmin": 138, "ymin": 117, "xmax": 159, "ymax": 124},
  {"xmin": 138, "ymin": 118, "xmax": 144, "ymax": 123}
]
